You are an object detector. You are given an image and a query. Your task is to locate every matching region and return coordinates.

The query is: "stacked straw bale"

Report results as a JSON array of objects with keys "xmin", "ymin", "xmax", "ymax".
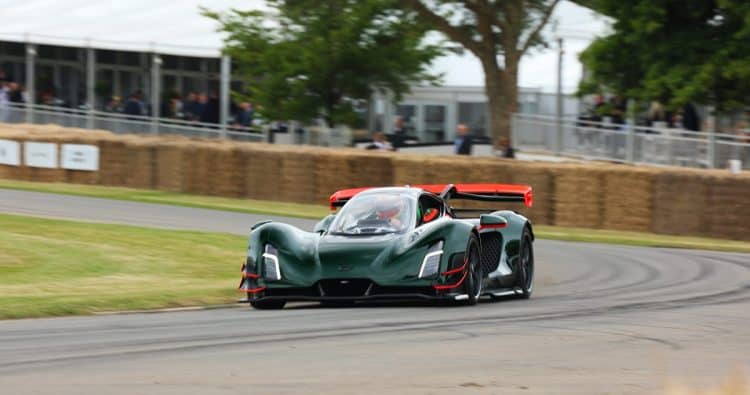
[
  {"xmin": 651, "ymin": 170, "xmax": 710, "ymax": 237},
  {"xmin": 552, "ymin": 165, "xmax": 606, "ymax": 229},
  {"xmin": 601, "ymin": 166, "xmax": 656, "ymax": 232},
  {"xmin": 705, "ymin": 173, "xmax": 750, "ymax": 240}
]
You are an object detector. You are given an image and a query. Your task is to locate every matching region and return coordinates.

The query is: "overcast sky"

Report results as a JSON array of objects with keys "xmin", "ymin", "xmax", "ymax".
[
  {"xmin": 431, "ymin": 1, "xmax": 610, "ymax": 92},
  {"xmin": 0, "ymin": 0, "xmax": 608, "ymax": 93}
]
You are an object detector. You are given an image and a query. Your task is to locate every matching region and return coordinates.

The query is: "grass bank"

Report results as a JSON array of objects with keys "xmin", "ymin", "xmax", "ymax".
[{"xmin": 0, "ymin": 213, "xmax": 246, "ymax": 319}]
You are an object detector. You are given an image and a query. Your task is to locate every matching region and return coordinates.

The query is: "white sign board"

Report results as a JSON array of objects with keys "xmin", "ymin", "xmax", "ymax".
[
  {"xmin": 24, "ymin": 142, "xmax": 58, "ymax": 169},
  {"xmin": 0, "ymin": 139, "xmax": 21, "ymax": 166},
  {"xmin": 61, "ymin": 144, "xmax": 99, "ymax": 171}
]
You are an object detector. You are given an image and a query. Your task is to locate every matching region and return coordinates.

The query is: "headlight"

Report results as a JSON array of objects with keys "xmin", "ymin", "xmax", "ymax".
[
  {"xmin": 262, "ymin": 244, "xmax": 282, "ymax": 281},
  {"xmin": 418, "ymin": 241, "xmax": 443, "ymax": 279}
]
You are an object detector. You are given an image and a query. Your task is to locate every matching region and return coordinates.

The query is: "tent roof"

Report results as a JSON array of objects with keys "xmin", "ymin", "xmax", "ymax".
[{"xmin": 0, "ymin": 0, "xmax": 267, "ymax": 58}]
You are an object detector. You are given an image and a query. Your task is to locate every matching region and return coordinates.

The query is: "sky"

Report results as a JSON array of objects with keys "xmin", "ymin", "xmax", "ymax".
[
  {"xmin": 0, "ymin": 0, "xmax": 608, "ymax": 93},
  {"xmin": 430, "ymin": 1, "xmax": 610, "ymax": 92}
]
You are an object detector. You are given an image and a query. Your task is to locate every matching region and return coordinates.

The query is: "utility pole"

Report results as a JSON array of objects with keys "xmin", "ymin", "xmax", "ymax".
[{"xmin": 556, "ymin": 37, "xmax": 564, "ymax": 155}]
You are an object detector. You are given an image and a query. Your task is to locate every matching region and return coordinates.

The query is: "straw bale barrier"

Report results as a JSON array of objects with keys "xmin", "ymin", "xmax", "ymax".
[{"xmin": 1, "ymin": 124, "xmax": 750, "ymax": 240}]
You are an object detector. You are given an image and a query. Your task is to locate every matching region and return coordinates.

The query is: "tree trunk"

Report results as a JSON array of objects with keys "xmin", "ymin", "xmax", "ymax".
[{"xmin": 484, "ymin": 59, "xmax": 519, "ymax": 153}]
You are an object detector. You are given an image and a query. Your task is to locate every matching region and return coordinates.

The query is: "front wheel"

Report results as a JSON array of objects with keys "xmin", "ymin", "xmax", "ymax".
[
  {"xmin": 250, "ymin": 299, "xmax": 286, "ymax": 310},
  {"xmin": 516, "ymin": 227, "xmax": 534, "ymax": 299}
]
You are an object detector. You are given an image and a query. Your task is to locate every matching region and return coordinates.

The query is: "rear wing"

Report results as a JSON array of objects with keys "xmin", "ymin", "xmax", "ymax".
[
  {"xmin": 328, "ymin": 184, "xmax": 532, "ymax": 210},
  {"xmin": 417, "ymin": 184, "xmax": 532, "ymax": 207}
]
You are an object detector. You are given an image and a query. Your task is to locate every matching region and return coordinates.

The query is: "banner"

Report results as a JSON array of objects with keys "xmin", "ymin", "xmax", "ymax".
[
  {"xmin": 61, "ymin": 144, "xmax": 99, "ymax": 171},
  {"xmin": 24, "ymin": 142, "xmax": 58, "ymax": 168},
  {"xmin": 0, "ymin": 139, "xmax": 21, "ymax": 166}
]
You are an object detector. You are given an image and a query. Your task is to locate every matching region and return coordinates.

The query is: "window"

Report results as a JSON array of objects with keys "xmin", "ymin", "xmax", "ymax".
[{"xmin": 330, "ymin": 192, "xmax": 416, "ymax": 235}]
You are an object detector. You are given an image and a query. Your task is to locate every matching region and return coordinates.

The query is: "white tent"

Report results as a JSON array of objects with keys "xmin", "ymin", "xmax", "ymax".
[{"xmin": 0, "ymin": 0, "xmax": 267, "ymax": 58}]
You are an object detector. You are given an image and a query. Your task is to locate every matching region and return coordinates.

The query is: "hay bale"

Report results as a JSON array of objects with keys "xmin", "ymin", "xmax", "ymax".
[
  {"xmin": 122, "ymin": 137, "xmax": 158, "ymax": 189},
  {"xmin": 601, "ymin": 167, "xmax": 656, "ymax": 232},
  {"xmin": 279, "ymin": 148, "xmax": 319, "ymax": 204},
  {"xmin": 243, "ymin": 143, "xmax": 284, "ymax": 201},
  {"xmin": 651, "ymin": 171, "xmax": 710, "ymax": 237},
  {"xmin": 98, "ymin": 135, "xmax": 131, "ymax": 186},
  {"xmin": 705, "ymin": 174, "xmax": 750, "ymax": 240},
  {"xmin": 553, "ymin": 165, "xmax": 605, "ymax": 229}
]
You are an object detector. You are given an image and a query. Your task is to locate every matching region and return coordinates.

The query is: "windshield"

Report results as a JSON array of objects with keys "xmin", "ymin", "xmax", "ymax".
[{"xmin": 329, "ymin": 192, "xmax": 416, "ymax": 235}]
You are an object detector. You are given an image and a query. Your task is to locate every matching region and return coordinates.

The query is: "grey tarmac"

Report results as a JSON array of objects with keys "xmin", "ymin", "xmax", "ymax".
[{"xmin": 0, "ymin": 189, "xmax": 748, "ymax": 394}]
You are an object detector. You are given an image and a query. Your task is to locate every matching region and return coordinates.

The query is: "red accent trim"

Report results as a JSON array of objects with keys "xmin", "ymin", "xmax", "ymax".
[
  {"xmin": 441, "ymin": 262, "xmax": 467, "ymax": 276},
  {"xmin": 434, "ymin": 271, "xmax": 468, "ymax": 290},
  {"xmin": 478, "ymin": 223, "xmax": 508, "ymax": 231},
  {"xmin": 329, "ymin": 187, "xmax": 371, "ymax": 210},
  {"xmin": 243, "ymin": 272, "xmax": 260, "ymax": 279},
  {"xmin": 239, "ymin": 286, "xmax": 267, "ymax": 293},
  {"xmin": 423, "ymin": 209, "xmax": 439, "ymax": 223},
  {"xmin": 328, "ymin": 184, "xmax": 533, "ymax": 208}
]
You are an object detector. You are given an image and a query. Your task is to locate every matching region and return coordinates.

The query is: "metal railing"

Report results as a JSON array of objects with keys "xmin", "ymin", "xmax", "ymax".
[
  {"xmin": 512, "ymin": 113, "xmax": 750, "ymax": 169},
  {"xmin": 0, "ymin": 103, "xmax": 266, "ymax": 143}
]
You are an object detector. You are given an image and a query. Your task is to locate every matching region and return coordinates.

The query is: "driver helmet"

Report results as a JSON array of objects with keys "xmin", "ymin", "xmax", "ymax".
[{"xmin": 375, "ymin": 195, "xmax": 404, "ymax": 220}]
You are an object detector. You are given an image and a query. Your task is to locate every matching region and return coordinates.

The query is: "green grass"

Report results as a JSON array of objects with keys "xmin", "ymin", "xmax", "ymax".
[
  {"xmin": 0, "ymin": 179, "xmax": 330, "ymax": 219},
  {"xmin": 0, "ymin": 213, "xmax": 247, "ymax": 319},
  {"xmin": 1, "ymin": 179, "xmax": 749, "ymax": 254},
  {"xmin": 535, "ymin": 226, "xmax": 750, "ymax": 253}
]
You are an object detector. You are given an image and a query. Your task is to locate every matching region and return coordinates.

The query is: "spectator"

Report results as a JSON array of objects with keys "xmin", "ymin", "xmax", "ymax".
[
  {"xmin": 391, "ymin": 115, "xmax": 407, "ymax": 149},
  {"xmin": 200, "ymin": 92, "xmax": 219, "ymax": 124},
  {"xmin": 234, "ymin": 102, "xmax": 254, "ymax": 128},
  {"xmin": 123, "ymin": 91, "xmax": 145, "ymax": 118},
  {"xmin": 183, "ymin": 92, "xmax": 201, "ymax": 121},
  {"xmin": 610, "ymin": 96, "xmax": 626, "ymax": 125},
  {"xmin": 682, "ymin": 103, "xmax": 701, "ymax": 131},
  {"xmin": 647, "ymin": 101, "xmax": 666, "ymax": 127},
  {"xmin": 499, "ymin": 137, "xmax": 515, "ymax": 158},
  {"xmin": 8, "ymin": 83, "xmax": 24, "ymax": 103},
  {"xmin": 105, "ymin": 96, "xmax": 122, "ymax": 112},
  {"xmin": 366, "ymin": 132, "xmax": 393, "ymax": 151},
  {"xmin": 454, "ymin": 123, "xmax": 473, "ymax": 155},
  {"xmin": 0, "ymin": 82, "xmax": 9, "ymax": 122}
]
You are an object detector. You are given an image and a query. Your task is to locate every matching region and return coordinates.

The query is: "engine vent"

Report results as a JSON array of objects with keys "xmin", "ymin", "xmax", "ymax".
[{"xmin": 479, "ymin": 232, "xmax": 502, "ymax": 273}]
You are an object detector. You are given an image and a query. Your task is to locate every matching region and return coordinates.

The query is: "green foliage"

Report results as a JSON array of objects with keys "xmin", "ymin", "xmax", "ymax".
[
  {"xmin": 204, "ymin": 1, "xmax": 443, "ymax": 127},
  {"xmin": 579, "ymin": 0, "xmax": 750, "ymax": 112}
]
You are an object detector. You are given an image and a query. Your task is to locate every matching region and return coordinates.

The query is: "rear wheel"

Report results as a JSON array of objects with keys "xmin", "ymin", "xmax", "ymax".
[
  {"xmin": 250, "ymin": 299, "xmax": 286, "ymax": 310},
  {"xmin": 516, "ymin": 227, "xmax": 534, "ymax": 299},
  {"xmin": 461, "ymin": 233, "xmax": 483, "ymax": 306}
]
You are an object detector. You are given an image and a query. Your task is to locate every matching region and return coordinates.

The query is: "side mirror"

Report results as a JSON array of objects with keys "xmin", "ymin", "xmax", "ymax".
[
  {"xmin": 313, "ymin": 214, "xmax": 336, "ymax": 234},
  {"xmin": 479, "ymin": 214, "xmax": 508, "ymax": 229}
]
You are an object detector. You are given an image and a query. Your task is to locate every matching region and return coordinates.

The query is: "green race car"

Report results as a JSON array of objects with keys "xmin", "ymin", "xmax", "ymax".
[{"xmin": 239, "ymin": 184, "xmax": 535, "ymax": 309}]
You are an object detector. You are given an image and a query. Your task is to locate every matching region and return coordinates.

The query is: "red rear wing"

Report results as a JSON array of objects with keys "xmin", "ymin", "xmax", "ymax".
[{"xmin": 329, "ymin": 184, "xmax": 533, "ymax": 210}]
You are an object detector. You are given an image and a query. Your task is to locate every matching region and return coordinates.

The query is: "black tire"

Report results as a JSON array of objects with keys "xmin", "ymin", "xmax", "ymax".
[
  {"xmin": 461, "ymin": 233, "xmax": 483, "ymax": 306},
  {"xmin": 516, "ymin": 227, "xmax": 534, "ymax": 299},
  {"xmin": 250, "ymin": 299, "xmax": 286, "ymax": 310}
]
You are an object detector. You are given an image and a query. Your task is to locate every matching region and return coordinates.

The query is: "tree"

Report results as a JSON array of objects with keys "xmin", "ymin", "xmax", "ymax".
[
  {"xmin": 403, "ymin": 0, "xmax": 560, "ymax": 149},
  {"xmin": 204, "ymin": 0, "xmax": 443, "ymax": 128},
  {"xmin": 578, "ymin": 0, "xmax": 750, "ymax": 114}
]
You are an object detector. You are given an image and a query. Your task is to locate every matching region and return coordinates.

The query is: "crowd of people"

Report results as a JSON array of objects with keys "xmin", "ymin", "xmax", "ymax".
[
  {"xmin": 0, "ymin": 68, "xmax": 256, "ymax": 129},
  {"xmin": 103, "ymin": 91, "xmax": 255, "ymax": 128}
]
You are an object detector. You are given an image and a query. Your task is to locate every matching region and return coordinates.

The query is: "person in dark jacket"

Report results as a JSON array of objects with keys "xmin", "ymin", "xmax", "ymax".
[
  {"xmin": 200, "ymin": 92, "xmax": 220, "ymax": 124},
  {"xmin": 123, "ymin": 91, "xmax": 145, "ymax": 119},
  {"xmin": 454, "ymin": 124, "xmax": 473, "ymax": 155}
]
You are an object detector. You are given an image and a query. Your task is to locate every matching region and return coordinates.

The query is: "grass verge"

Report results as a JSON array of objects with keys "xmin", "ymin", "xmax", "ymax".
[
  {"xmin": 0, "ymin": 179, "xmax": 330, "ymax": 219},
  {"xmin": 0, "ymin": 213, "xmax": 246, "ymax": 319},
  {"xmin": 1, "ymin": 179, "xmax": 748, "ymax": 254}
]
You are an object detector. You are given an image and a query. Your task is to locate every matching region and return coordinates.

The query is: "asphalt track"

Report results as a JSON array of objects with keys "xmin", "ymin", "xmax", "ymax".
[{"xmin": 1, "ymin": 189, "xmax": 749, "ymax": 394}]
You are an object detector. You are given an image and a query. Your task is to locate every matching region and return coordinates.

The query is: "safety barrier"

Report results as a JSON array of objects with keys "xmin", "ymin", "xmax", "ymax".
[{"xmin": 1, "ymin": 124, "xmax": 749, "ymax": 240}]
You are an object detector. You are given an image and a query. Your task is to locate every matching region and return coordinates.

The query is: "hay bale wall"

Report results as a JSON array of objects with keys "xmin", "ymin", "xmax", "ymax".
[{"xmin": 2, "ymin": 123, "xmax": 750, "ymax": 240}]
